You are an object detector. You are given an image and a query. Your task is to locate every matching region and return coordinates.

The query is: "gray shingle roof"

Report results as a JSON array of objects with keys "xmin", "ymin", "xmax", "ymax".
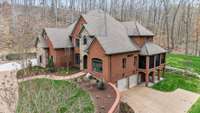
[
  {"xmin": 140, "ymin": 42, "xmax": 167, "ymax": 55},
  {"xmin": 82, "ymin": 10, "xmax": 139, "ymax": 54},
  {"xmin": 35, "ymin": 35, "xmax": 48, "ymax": 48},
  {"xmin": 44, "ymin": 23, "xmax": 75, "ymax": 49},
  {"xmin": 122, "ymin": 21, "xmax": 154, "ymax": 36}
]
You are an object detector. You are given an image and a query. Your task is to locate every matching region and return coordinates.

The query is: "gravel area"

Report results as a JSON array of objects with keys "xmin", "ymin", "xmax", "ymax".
[{"xmin": 0, "ymin": 71, "xmax": 18, "ymax": 113}]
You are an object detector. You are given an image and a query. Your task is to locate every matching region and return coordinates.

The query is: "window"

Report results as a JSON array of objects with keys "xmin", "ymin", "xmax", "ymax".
[
  {"xmin": 156, "ymin": 54, "xmax": 160, "ymax": 66},
  {"xmin": 92, "ymin": 58, "xmax": 102, "ymax": 73},
  {"xmin": 122, "ymin": 58, "xmax": 126, "ymax": 68},
  {"xmin": 39, "ymin": 56, "xmax": 42, "ymax": 63},
  {"xmin": 149, "ymin": 56, "xmax": 155, "ymax": 68},
  {"xmin": 139, "ymin": 56, "xmax": 146, "ymax": 69},
  {"xmin": 83, "ymin": 36, "xmax": 87, "ymax": 45},
  {"xmin": 134, "ymin": 56, "xmax": 137, "ymax": 67},
  {"xmin": 76, "ymin": 39, "xmax": 80, "ymax": 47},
  {"xmin": 75, "ymin": 54, "xmax": 80, "ymax": 64}
]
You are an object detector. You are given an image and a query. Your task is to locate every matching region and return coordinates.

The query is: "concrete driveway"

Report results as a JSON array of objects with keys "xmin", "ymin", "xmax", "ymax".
[{"xmin": 121, "ymin": 86, "xmax": 199, "ymax": 113}]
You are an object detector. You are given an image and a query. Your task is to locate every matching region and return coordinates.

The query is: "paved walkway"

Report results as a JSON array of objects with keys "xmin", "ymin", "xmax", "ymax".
[
  {"xmin": 0, "ymin": 71, "xmax": 85, "ymax": 113},
  {"xmin": 121, "ymin": 86, "xmax": 199, "ymax": 113},
  {"xmin": 18, "ymin": 71, "xmax": 86, "ymax": 82}
]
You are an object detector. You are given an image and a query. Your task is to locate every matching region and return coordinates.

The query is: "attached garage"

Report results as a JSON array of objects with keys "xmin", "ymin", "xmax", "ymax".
[
  {"xmin": 129, "ymin": 75, "xmax": 138, "ymax": 88},
  {"xmin": 117, "ymin": 74, "xmax": 139, "ymax": 91},
  {"xmin": 117, "ymin": 78, "xmax": 128, "ymax": 91}
]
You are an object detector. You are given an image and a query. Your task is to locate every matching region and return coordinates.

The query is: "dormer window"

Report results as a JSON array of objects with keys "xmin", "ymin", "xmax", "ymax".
[{"xmin": 83, "ymin": 36, "xmax": 87, "ymax": 45}]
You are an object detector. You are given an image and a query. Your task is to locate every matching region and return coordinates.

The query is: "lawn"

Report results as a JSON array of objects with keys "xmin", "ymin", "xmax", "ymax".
[
  {"xmin": 152, "ymin": 72, "xmax": 200, "ymax": 93},
  {"xmin": 167, "ymin": 53, "xmax": 200, "ymax": 74},
  {"xmin": 152, "ymin": 72, "xmax": 200, "ymax": 113},
  {"xmin": 189, "ymin": 98, "xmax": 200, "ymax": 113},
  {"xmin": 16, "ymin": 79, "xmax": 94, "ymax": 113}
]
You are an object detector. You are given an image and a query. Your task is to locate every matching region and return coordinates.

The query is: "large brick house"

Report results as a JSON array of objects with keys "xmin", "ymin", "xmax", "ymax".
[{"xmin": 36, "ymin": 10, "xmax": 167, "ymax": 90}]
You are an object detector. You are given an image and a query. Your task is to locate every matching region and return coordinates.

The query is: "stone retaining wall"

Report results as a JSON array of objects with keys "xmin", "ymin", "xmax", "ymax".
[{"xmin": 166, "ymin": 66, "xmax": 200, "ymax": 78}]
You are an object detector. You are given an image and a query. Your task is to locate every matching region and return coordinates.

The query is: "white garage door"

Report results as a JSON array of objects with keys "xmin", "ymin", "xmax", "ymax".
[
  {"xmin": 129, "ymin": 75, "xmax": 138, "ymax": 88},
  {"xmin": 117, "ymin": 78, "xmax": 128, "ymax": 91}
]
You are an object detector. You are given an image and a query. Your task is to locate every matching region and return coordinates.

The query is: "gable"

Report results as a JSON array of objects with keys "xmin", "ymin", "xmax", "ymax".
[
  {"xmin": 88, "ymin": 38, "xmax": 105, "ymax": 56},
  {"xmin": 71, "ymin": 16, "xmax": 86, "ymax": 38}
]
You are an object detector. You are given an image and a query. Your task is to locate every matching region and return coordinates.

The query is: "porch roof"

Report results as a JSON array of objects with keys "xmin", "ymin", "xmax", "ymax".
[{"xmin": 140, "ymin": 42, "xmax": 167, "ymax": 56}]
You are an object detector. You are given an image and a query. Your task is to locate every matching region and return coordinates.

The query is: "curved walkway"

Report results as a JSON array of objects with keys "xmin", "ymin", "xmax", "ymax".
[
  {"xmin": 121, "ymin": 86, "xmax": 199, "ymax": 113},
  {"xmin": 18, "ymin": 71, "xmax": 85, "ymax": 82}
]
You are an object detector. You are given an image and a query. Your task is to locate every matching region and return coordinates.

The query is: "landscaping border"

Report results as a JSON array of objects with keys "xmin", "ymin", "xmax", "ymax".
[
  {"xmin": 166, "ymin": 66, "xmax": 200, "ymax": 78},
  {"xmin": 17, "ymin": 71, "xmax": 85, "ymax": 82},
  {"xmin": 108, "ymin": 83, "xmax": 121, "ymax": 113}
]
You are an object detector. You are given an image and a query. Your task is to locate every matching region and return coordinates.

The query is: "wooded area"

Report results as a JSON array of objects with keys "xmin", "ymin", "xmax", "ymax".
[{"xmin": 0, "ymin": 0, "xmax": 200, "ymax": 56}]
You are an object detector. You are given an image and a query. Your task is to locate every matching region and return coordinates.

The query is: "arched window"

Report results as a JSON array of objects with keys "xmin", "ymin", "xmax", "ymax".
[
  {"xmin": 83, "ymin": 36, "xmax": 87, "ymax": 45},
  {"xmin": 92, "ymin": 58, "xmax": 103, "ymax": 73}
]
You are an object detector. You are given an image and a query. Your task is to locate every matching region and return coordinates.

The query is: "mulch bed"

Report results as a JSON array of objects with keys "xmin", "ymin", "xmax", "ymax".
[{"xmin": 78, "ymin": 79, "xmax": 116, "ymax": 113}]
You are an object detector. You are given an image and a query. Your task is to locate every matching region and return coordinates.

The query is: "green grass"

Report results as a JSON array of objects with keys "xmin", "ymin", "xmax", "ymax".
[
  {"xmin": 167, "ymin": 53, "xmax": 200, "ymax": 74},
  {"xmin": 152, "ymin": 72, "xmax": 200, "ymax": 93},
  {"xmin": 16, "ymin": 79, "xmax": 94, "ymax": 113},
  {"xmin": 152, "ymin": 72, "xmax": 200, "ymax": 113},
  {"xmin": 188, "ymin": 98, "xmax": 200, "ymax": 113}
]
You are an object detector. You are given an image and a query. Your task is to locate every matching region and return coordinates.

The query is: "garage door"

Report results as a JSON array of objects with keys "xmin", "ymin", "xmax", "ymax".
[
  {"xmin": 129, "ymin": 75, "xmax": 138, "ymax": 88},
  {"xmin": 117, "ymin": 78, "xmax": 128, "ymax": 91}
]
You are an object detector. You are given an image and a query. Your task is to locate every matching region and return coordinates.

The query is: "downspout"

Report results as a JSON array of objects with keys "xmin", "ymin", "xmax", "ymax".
[{"xmin": 109, "ymin": 55, "xmax": 112, "ymax": 82}]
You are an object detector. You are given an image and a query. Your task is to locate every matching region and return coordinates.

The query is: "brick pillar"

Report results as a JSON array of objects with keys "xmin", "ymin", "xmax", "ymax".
[
  {"xmin": 158, "ymin": 69, "xmax": 161, "ymax": 81},
  {"xmin": 145, "ymin": 56, "xmax": 150, "ymax": 86}
]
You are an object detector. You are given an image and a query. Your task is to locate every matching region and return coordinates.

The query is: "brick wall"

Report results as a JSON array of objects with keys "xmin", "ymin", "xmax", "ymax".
[
  {"xmin": 47, "ymin": 38, "xmax": 73, "ymax": 67},
  {"xmin": 87, "ymin": 39, "xmax": 139, "ymax": 83}
]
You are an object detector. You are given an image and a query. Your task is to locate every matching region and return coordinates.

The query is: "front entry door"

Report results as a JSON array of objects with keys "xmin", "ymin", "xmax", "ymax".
[{"xmin": 83, "ymin": 55, "xmax": 87, "ymax": 69}]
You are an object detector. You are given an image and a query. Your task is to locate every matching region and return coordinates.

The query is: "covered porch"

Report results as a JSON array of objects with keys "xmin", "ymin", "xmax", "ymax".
[{"xmin": 138, "ymin": 42, "xmax": 167, "ymax": 86}]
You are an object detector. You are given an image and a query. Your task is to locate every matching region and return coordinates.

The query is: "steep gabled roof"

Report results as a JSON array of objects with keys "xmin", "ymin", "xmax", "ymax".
[
  {"xmin": 140, "ymin": 42, "xmax": 167, "ymax": 55},
  {"xmin": 81, "ymin": 10, "xmax": 139, "ymax": 54},
  {"xmin": 122, "ymin": 21, "xmax": 154, "ymax": 36},
  {"xmin": 44, "ymin": 23, "xmax": 75, "ymax": 49}
]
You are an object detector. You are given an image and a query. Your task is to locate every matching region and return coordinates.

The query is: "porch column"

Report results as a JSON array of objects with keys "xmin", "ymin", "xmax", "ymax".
[
  {"xmin": 158, "ymin": 69, "xmax": 161, "ymax": 81},
  {"xmin": 145, "ymin": 56, "xmax": 150, "ymax": 86}
]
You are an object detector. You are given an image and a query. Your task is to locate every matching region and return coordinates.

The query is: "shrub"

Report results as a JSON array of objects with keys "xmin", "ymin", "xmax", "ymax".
[
  {"xmin": 47, "ymin": 57, "xmax": 55, "ymax": 72},
  {"xmin": 97, "ymin": 79, "xmax": 105, "ymax": 90},
  {"xmin": 6, "ymin": 53, "xmax": 36, "ymax": 61}
]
